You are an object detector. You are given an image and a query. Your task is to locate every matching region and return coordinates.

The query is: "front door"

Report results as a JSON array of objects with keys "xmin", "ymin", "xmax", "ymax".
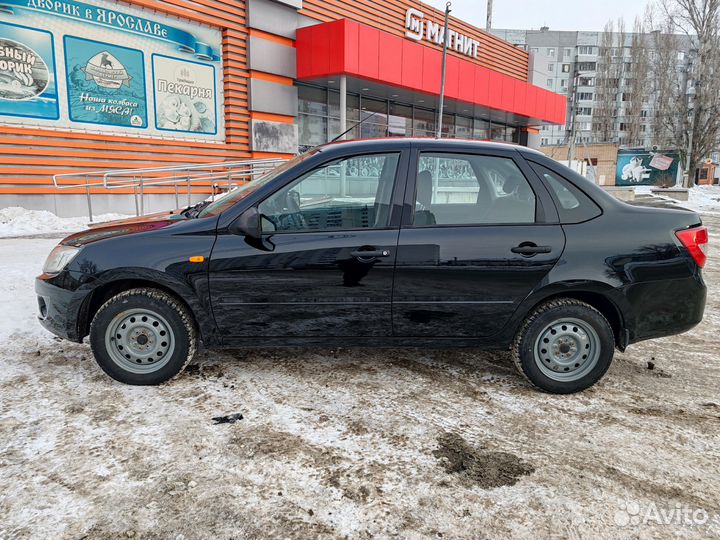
[
  {"xmin": 209, "ymin": 151, "xmax": 406, "ymax": 339},
  {"xmin": 392, "ymin": 149, "xmax": 565, "ymax": 338}
]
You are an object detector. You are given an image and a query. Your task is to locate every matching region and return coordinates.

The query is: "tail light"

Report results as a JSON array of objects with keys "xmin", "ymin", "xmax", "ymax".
[{"xmin": 675, "ymin": 226, "xmax": 709, "ymax": 268}]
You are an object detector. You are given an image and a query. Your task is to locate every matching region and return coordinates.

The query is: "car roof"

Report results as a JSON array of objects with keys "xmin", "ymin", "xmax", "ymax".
[{"xmin": 315, "ymin": 137, "xmax": 544, "ymax": 156}]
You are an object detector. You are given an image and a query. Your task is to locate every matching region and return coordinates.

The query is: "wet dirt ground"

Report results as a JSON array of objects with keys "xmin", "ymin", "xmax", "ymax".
[{"xmin": 1, "ymin": 215, "xmax": 719, "ymax": 540}]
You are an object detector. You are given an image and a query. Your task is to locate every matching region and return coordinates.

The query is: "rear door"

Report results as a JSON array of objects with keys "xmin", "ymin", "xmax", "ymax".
[{"xmin": 392, "ymin": 145, "xmax": 565, "ymax": 338}]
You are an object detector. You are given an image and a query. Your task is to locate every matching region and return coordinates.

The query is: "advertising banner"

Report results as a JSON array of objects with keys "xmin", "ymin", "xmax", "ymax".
[
  {"xmin": 64, "ymin": 36, "xmax": 147, "ymax": 128},
  {"xmin": 0, "ymin": 0, "xmax": 220, "ymax": 60},
  {"xmin": 152, "ymin": 54, "xmax": 215, "ymax": 135},
  {"xmin": 0, "ymin": 0, "xmax": 224, "ymax": 140},
  {"xmin": 616, "ymin": 149, "xmax": 681, "ymax": 186},
  {"xmin": 0, "ymin": 21, "xmax": 58, "ymax": 119}
]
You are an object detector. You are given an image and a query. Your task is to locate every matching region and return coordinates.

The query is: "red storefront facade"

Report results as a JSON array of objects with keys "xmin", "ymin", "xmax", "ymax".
[{"xmin": 296, "ymin": 19, "xmax": 565, "ymax": 129}]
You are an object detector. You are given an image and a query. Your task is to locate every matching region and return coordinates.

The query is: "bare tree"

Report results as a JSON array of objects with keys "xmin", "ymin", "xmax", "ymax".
[
  {"xmin": 593, "ymin": 21, "xmax": 617, "ymax": 143},
  {"xmin": 659, "ymin": 0, "xmax": 720, "ymax": 186},
  {"xmin": 624, "ymin": 18, "xmax": 650, "ymax": 147},
  {"xmin": 593, "ymin": 19, "xmax": 626, "ymax": 144},
  {"xmin": 645, "ymin": 8, "xmax": 682, "ymax": 149}
]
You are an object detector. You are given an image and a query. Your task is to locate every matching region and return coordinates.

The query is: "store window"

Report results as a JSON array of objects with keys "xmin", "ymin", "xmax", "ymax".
[
  {"xmin": 473, "ymin": 118, "xmax": 489, "ymax": 140},
  {"xmin": 413, "ymin": 107, "xmax": 435, "ymax": 137},
  {"xmin": 389, "ymin": 103, "xmax": 413, "ymax": 137},
  {"xmin": 455, "ymin": 116, "xmax": 473, "ymax": 139},
  {"xmin": 329, "ymin": 90, "xmax": 359, "ymax": 141},
  {"xmin": 440, "ymin": 113, "xmax": 455, "ymax": 138},
  {"xmin": 296, "ymin": 84, "xmax": 516, "ymax": 149},
  {"xmin": 490, "ymin": 123, "xmax": 506, "ymax": 141},
  {"xmin": 360, "ymin": 97, "xmax": 388, "ymax": 139}
]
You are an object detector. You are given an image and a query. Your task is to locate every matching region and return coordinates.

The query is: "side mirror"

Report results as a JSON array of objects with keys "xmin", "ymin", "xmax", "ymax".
[{"xmin": 229, "ymin": 207, "xmax": 261, "ymax": 240}]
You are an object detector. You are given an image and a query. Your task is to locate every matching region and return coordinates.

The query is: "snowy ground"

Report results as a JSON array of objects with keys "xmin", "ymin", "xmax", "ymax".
[{"xmin": 1, "ymin": 203, "xmax": 720, "ymax": 539}]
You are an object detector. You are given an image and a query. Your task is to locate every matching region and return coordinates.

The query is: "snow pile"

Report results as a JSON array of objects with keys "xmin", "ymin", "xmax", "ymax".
[
  {"xmin": 633, "ymin": 185, "xmax": 655, "ymax": 196},
  {"xmin": 685, "ymin": 185, "xmax": 720, "ymax": 214},
  {"xmin": 0, "ymin": 207, "xmax": 130, "ymax": 238},
  {"xmin": 633, "ymin": 185, "xmax": 720, "ymax": 215}
]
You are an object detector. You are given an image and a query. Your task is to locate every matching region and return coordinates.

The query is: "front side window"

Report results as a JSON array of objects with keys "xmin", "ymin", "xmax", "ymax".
[
  {"xmin": 259, "ymin": 153, "xmax": 400, "ymax": 233},
  {"xmin": 413, "ymin": 153, "xmax": 536, "ymax": 226}
]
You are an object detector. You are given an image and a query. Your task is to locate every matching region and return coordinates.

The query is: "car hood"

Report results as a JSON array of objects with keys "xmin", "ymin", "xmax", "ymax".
[{"xmin": 62, "ymin": 209, "xmax": 187, "ymax": 247}]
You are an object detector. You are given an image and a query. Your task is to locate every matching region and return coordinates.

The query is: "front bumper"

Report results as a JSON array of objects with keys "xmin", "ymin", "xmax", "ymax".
[{"xmin": 35, "ymin": 275, "xmax": 91, "ymax": 342}]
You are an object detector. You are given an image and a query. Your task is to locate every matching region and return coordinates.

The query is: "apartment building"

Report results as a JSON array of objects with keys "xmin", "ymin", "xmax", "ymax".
[{"xmin": 491, "ymin": 27, "xmax": 693, "ymax": 148}]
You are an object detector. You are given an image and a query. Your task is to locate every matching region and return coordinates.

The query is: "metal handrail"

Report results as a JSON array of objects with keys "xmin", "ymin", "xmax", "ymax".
[{"xmin": 51, "ymin": 158, "xmax": 287, "ymax": 221}]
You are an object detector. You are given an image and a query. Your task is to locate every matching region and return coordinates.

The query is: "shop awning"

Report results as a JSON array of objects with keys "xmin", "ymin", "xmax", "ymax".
[{"xmin": 296, "ymin": 19, "xmax": 566, "ymax": 127}]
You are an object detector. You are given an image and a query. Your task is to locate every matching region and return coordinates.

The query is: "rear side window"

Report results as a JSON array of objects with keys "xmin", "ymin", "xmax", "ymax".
[
  {"xmin": 413, "ymin": 153, "xmax": 536, "ymax": 226},
  {"xmin": 530, "ymin": 163, "xmax": 601, "ymax": 223}
]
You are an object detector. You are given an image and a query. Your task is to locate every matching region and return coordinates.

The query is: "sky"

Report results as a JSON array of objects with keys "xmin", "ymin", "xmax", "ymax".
[{"xmin": 423, "ymin": 0, "xmax": 650, "ymax": 32}]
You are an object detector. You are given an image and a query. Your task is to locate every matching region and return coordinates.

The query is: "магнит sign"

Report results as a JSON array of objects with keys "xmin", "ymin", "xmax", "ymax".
[{"xmin": 404, "ymin": 7, "xmax": 480, "ymax": 58}]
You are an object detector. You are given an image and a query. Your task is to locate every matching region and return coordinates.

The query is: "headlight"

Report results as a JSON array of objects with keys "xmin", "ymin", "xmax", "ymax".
[{"xmin": 43, "ymin": 245, "xmax": 80, "ymax": 274}]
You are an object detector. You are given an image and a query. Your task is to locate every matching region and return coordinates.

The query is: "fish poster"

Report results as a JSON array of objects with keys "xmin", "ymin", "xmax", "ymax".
[{"xmin": 0, "ymin": 22, "xmax": 58, "ymax": 120}]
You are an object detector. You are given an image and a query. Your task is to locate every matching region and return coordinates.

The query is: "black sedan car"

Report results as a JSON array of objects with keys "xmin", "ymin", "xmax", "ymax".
[{"xmin": 36, "ymin": 139, "xmax": 708, "ymax": 393}]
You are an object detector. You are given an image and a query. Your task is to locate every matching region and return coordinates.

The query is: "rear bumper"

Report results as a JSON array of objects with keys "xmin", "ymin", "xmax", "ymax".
[
  {"xmin": 35, "ymin": 275, "xmax": 91, "ymax": 343},
  {"xmin": 626, "ymin": 274, "xmax": 707, "ymax": 344}
]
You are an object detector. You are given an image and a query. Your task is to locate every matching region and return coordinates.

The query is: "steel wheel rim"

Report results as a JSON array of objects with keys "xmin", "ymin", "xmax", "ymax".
[
  {"xmin": 105, "ymin": 308, "xmax": 175, "ymax": 374},
  {"xmin": 533, "ymin": 317, "xmax": 601, "ymax": 382}
]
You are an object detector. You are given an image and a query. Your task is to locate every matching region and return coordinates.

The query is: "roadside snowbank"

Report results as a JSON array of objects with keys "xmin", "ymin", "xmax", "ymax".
[
  {"xmin": 633, "ymin": 185, "xmax": 720, "ymax": 215},
  {"xmin": 685, "ymin": 185, "xmax": 720, "ymax": 214},
  {"xmin": 0, "ymin": 207, "xmax": 129, "ymax": 238}
]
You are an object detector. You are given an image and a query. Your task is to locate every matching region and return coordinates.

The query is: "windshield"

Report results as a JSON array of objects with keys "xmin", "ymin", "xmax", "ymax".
[{"xmin": 197, "ymin": 149, "xmax": 321, "ymax": 218}]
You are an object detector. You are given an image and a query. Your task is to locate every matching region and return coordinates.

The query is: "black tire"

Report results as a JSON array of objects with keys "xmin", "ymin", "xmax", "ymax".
[
  {"xmin": 512, "ymin": 298, "xmax": 614, "ymax": 394},
  {"xmin": 89, "ymin": 288, "xmax": 197, "ymax": 385}
]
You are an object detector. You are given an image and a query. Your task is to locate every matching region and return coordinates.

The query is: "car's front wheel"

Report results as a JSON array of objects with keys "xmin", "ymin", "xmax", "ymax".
[
  {"xmin": 89, "ymin": 288, "xmax": 197, "ymax": 385},
  {"xmin": 512, "ymin": 298, "xmax": 615, "ymax": 394}
]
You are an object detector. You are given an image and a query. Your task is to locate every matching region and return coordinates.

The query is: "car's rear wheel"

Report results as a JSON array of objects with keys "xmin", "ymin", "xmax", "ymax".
[
  {"xmin": 89, "ymin": 288, "xmax": 197, "ymax": 385},
  {"xmin": 512, "ymin": 298, "xmax": 614, "ymax": 394}
]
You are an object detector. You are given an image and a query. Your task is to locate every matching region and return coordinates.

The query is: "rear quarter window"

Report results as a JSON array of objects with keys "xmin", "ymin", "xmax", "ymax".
[{"xmin": 529, "ymin": 162, "xmax": 602, "ymax": 223}]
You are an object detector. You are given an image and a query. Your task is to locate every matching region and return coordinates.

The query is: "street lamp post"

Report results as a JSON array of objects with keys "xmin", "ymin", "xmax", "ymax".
[
  {"xmin": 685, "ymin": 83, "xmax": 697, "ymax": 188},
  {"xmin": 436, "ymin": 2, "xmax": 451, "ymax": 138}
]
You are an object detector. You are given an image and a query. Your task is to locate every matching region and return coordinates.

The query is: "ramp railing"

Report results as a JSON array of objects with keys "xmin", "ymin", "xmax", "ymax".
[{"xmin": 52, "ymin": 158, "xmax": 286, "ymax": 222}]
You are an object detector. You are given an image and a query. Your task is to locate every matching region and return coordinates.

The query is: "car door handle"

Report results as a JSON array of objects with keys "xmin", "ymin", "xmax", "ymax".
[
  {"xmin": 351, "ymin": 249, "xmax": 390, "ymax": 258},
  {"xmin": 511, "ymin": 244, "xmax": 552, "ymax": 256}
]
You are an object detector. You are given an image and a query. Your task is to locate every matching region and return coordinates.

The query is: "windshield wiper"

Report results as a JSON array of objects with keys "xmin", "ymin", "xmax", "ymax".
[{"xmin": 182, "ymin": 200, "xmax": 211, "ymax": 218}]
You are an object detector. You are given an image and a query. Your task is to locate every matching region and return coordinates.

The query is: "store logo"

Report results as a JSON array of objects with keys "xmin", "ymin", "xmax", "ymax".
[
  {"xmin": 404, "ymin": 8, "xmax": 480, "ymax": 58},
  {"xmin": 0, "ymin": 38, "xmax": 49, "ymax": 100},
  {"xmin": 82, "ymin": 51, "xmax": 132, "ymax": 89}
]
